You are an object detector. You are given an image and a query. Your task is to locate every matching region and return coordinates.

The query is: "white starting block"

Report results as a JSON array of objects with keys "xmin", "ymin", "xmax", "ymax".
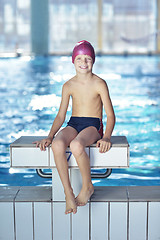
[
  {"xmin": 10, "ymin": 136, "xmax": 129, "ymax": 201},
  {"xmin": 7, "ymin": 138, "xmax": 160, "ymax": 240}
]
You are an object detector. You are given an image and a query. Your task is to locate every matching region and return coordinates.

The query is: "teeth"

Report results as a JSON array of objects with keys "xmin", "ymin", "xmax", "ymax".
[{"xmin": 80, "ymin": 66, "xmax": 87, "ymax": 69}]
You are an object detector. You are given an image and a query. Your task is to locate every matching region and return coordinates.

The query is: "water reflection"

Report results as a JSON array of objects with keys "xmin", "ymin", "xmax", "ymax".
[{"xmin": 0, "ymin": 55, "xmax": 160, "ymax": 185}]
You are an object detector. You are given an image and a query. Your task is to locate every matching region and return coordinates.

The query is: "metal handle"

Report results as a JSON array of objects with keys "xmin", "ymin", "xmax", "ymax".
[
  {"xmin": 36, "ymin": 168, "xmax": 112, "ymax": 179},
  {"xmin": 91, "ymin": 169, "xmax": 112, "ymax": 178},
  {"xmin": 36, "ymin": 169, "xmax": 52, "ymax": 178}
]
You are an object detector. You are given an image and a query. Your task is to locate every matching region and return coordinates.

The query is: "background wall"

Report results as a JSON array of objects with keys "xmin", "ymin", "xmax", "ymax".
[{"xmin": 0, "ymin": 0, "xmax": 159, "ymax": 55}]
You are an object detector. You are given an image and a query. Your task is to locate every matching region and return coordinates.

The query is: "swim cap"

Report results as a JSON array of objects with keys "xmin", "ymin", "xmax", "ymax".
[{"xmin": 72, "ymin": 40, "xmax": 95, "ymax": 64}]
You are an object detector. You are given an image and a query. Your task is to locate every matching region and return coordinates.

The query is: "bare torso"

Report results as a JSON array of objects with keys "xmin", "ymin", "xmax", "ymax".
[{"xmin": 67, "ymin": 74, "xmax": 103, "ymax": 118}]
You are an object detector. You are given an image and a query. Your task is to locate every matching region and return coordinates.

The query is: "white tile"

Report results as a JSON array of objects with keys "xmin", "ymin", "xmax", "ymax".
[
  {"xmin": 52, "ymin": 168, "xmax": 71, "ymax": 201},
  {"xmin": 70, "ymin": 169, "xmax": 82, "ymax": 198},
  {"xmin": 50, "ymin": 147, "xmax": 89, "ymax": 167},
  {"xmin": 148, "ymin": 202, "xmax": 160, "ymax": 240},
  {"xmin": 91, "ymin": 202, "xmax": 108, "ymax": 240},
  {"xmin": 110, "ymin": 202, "xmax": 127, "ymax": 240},
  {"xmin": 34, "ymin": 202, "xmax": 52, "ymax": 240},
  {"xmin": 53, "ymin": 202, "xmax": 70, "ymax": 240},
  {"xmin": 129, "ymin": 202, "xmax": 147, "ymax": 240},
  {"xmin": 15, "ymin": 202, "xmax": 33, "ymax": 240},
  {"xmin": 90, "ymin": 147, "xmax": 128, "ymax": 168},
  {"xmin": 72, "ymin": 204, "xmax": 89, "ymax": 240},
  {"xmin": 12, "ymin": 147, "xmax": 49, "ymax": 167},
  {"xmin": 0, "ymin": 202, "xmax": 14, "ymax": 240}
]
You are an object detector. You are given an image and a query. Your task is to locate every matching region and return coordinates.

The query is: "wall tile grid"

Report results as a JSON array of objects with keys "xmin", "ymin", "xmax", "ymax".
[{"xmin": 0, "ymin": 186, "xmax": 160, "ymax": 240}]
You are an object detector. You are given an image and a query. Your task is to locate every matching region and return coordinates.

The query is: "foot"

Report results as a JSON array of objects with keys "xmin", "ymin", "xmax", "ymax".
[
  {"xmin": 76, "ymin": 184, "xmax": 94, "ymax": 206},
  {"xmin": 65, "ymin": 193, "xmax": 77, "ymax": 214}
]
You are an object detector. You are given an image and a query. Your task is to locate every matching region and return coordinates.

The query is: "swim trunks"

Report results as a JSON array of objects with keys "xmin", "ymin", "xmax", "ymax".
[{"xmin": 67, "ymin": 116, "xmax": 103, "ymax": 138}]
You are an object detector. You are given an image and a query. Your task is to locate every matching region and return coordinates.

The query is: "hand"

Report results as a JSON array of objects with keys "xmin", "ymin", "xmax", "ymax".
[
  {"xmin": 32, "ymin": 137, "xmax": 52, "ymax": 151},
  {"xmin": 96, "ymin": 138, "xmax": 111, "ymax": 153}
]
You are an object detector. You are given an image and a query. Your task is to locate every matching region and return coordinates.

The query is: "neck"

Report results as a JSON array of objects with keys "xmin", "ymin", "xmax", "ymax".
[{"xmin": 76, "ymin": 71, "xmax": 93, "ymax": 81}]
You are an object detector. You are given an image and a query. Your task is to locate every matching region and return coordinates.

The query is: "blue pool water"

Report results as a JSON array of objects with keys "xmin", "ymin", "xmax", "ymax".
[{"xmin": 0, "ymin": 55, "xmax": 160, "ymax": 186}]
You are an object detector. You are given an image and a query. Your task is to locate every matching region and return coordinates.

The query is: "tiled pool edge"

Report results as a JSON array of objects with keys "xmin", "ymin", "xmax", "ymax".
[{"xmin": 0, "ymin": 186, "xmax": 160, "ymax": 240}]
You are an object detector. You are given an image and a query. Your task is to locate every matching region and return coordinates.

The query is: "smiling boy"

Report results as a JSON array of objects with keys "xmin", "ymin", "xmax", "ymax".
[{"xmin": 34, "ymin": 40, "xmax": 115, "ymax": 214}]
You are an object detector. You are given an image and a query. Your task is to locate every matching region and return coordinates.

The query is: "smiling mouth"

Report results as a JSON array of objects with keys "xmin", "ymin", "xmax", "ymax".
[{"xmin": 80, "ymin": 66, "xmax": 88, "ymax": 69}]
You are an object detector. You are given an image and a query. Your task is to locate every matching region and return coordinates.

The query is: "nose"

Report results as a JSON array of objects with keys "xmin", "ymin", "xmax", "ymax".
[{"xmin": 81, "ymin": 58, "xmax": 87, "ymax": 64}]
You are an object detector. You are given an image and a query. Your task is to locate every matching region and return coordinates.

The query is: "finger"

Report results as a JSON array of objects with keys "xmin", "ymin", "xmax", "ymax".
[
  {"xmin": 102, "ymin": 143, "xmax": 108, "ymax": 153},
  {"xmin": 32, "ymin": 141, "xmax": 39, "ymax": 147},
  {"xmin": 44, "ymin": 140, "xmax": 49, "ymax": 146},
  {"xmin": 99, "ymin": 143, "xmax": 105, "ymax": 153},
  {"xmin": 45, "ymin": 141, "xmax": 51, "ymax": 147},
  {"xmin": 101, "ymin": 142, "xmax": 109, "ymax": 153},
  {"xmin": 99, "ymin": 143, "xmax": 102, "ymax": 153},
  {"xmin": 42, "ymin": 142, "xmax": 46, "ymax": 151},
  {"xmin": 39, "ymin": 143, "xmax": 42, "ymax": 151},
  {"xmin": 40, "ymin": 143, "xmax": 45, "ymax": 151},
  {"xmin": 104, "ymin": 145, "xmax": 109, "ymax": 153},
  {"xmin": 96, "ymin": 140, "xmax": 100, "ymax": 148},
  {"xmin": 102, "ymin": 144, "xmax": 106, "ymax": 153},
  {"xmin": 107, "ymin": 142, "xmax": 111, "ymax": 151},
  {"xmin": 43, "ymin": 145, "xmax": 46, "ymax": 151},
  {"xmin": 44, "ymin": 140, "xmax": 50, "ymax": 149},
  {"xmin": 104, "ymin": 142, "xmax": 111, "ymax": 152}
]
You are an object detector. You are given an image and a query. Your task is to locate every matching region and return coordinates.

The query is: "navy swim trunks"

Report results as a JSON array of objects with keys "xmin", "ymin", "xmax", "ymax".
[{"xmin": 67, "ymin": 116, "xmax": 103, "ymax": 138}]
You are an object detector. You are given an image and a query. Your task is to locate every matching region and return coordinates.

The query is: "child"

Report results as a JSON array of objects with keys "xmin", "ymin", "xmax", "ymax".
[{"xmin": 34, "ymin": 40, "xmax": 115, "ymax": 214}]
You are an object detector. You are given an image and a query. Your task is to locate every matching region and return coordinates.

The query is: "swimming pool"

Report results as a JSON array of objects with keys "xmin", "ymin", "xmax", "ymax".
[{"xmin": 0, "ymin": 55, "xmax": 160, "ymax": 186}]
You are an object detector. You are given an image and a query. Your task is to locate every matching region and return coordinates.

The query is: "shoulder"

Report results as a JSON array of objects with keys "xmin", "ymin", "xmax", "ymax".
[
  {"xmin": 62, "ymin": 76, "xmax": 76, "ymax": 94},
  {"xmin": 93, "ymin": 74, "xmax": 109, "ymax": 93}
]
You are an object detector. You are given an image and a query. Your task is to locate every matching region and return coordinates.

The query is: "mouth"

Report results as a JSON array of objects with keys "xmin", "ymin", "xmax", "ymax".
[{"xmin": 79, "ymin": 66, "xmax": 88, "ymax": 69}]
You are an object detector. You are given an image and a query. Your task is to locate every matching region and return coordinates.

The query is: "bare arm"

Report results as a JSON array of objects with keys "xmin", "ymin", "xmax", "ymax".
[
  {"xmin": 96, "ymin": 80, "xmax": 116, "ymax": 152},
  {"xmin": 48, "ymin": 83, "xmax": 70, "ymax": 140},
  {"xmin": 33, "ymin": 82, "xmax": 70, "ymax": 150}
]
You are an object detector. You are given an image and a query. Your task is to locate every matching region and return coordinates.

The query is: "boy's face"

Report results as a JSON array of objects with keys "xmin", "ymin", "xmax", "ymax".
[{"xmin": 74, "ymin": 54, "xmax": 93, "ymax": 73}]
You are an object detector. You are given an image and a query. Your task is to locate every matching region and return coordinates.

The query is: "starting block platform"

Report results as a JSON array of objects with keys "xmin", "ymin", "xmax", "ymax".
[{"xmin": 10, "ymin": 135, "xmax": 129, "ymax": 201}]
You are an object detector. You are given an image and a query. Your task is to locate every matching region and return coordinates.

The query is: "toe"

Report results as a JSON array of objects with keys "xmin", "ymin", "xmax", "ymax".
[
  {"xmin": 65, "ymin": 209, "xmax": 72, "ymax": 214},
  {"xmin": 76, "ymin": 200, "xmax": 86, "ymax": 206},
  {"xmin": 73, "ymin": 208, "xmax": 77, "ymax": 214},
  {"xmin": 78, "ymin": 202, "xmax": 85, "ymax": 206}
]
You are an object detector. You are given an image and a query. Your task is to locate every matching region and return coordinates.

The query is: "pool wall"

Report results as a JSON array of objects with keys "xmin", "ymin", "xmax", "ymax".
[{"xmin": 0, "ymin": 186, "xmax": 160, "ymax": 240}]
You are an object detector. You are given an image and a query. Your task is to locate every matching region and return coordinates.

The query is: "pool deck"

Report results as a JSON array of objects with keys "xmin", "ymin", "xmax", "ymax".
[{"xmin": 0, "ymin": 186, "xmax": 160, "ymax": 240}]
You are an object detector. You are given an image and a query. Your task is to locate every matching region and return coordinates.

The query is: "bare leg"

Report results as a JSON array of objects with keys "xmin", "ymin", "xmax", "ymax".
[
  {"xmin": 51, "ymin": 127, "xmax": 78, "ymax": 214},
  {"xmin": 70, "ymin": 127, "xmax": 101, "ymax": 206}
]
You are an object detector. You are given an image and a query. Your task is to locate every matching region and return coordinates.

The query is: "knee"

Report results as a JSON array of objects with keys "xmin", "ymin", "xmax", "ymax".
[
  {"xmin": 70, "ymin": 139, "xmax": 84, "ymax": 157},
  {"xmin": 51, "ymin": 139, "xmax": 66, "ymax": 155}
]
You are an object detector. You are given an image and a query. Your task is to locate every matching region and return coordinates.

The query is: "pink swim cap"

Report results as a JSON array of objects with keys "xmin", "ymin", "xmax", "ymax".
[{"xmin": 72, "ymin": 40, "xmax": 95, "ymax": 64}]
